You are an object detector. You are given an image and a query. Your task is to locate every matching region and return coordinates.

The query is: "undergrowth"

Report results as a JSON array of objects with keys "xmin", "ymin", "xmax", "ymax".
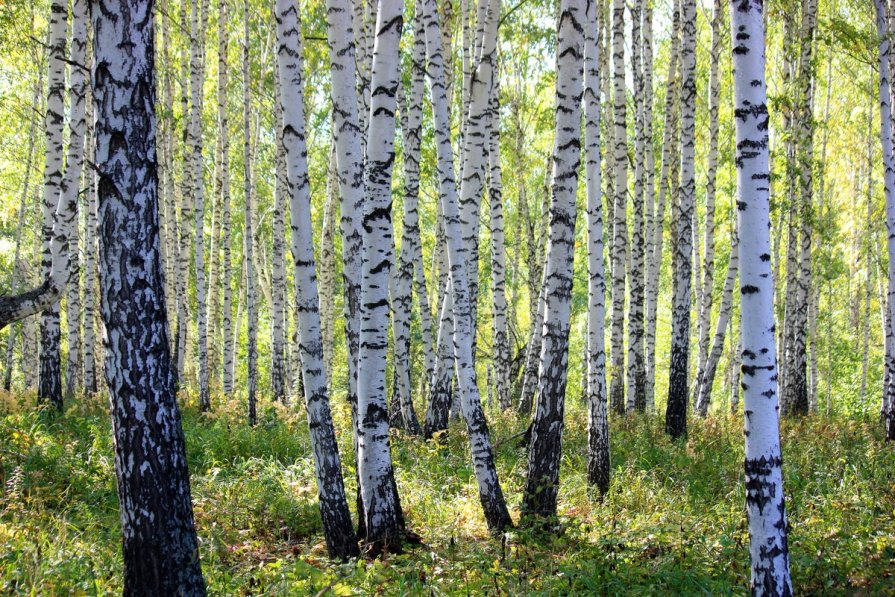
[{"xmin": 0, "ymin": 390, "xmax": 893, "ymax": 595}]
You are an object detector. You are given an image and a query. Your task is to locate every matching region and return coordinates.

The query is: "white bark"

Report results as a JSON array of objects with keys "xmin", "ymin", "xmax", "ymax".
[
  {"xmin": 608, "ymin": 0, "xmax": 627, "ymax": 415},
  {"xmin": 355, "ymin": 0, "xmax": 405, "ymax": 545},
  {"xmin": 421, "ymin": 0, "xmax": 512, "ymax": 531},
  {"xmin": 584, "ymin": 0, "xmax": 609, "ymax": 495},
  {"xmin": 275, "ymin": 0, "xmax": 360, "ymax": 557},
  {"xmin": 665, "ymin": 0, "xmax": 696, "ymax": 439},
  {"xmin": 730, "ymin": 0, "xmax": 793, "ymax": 590},
  {"xmin": 243, "ymin": 0, "xmax": 258, "ymax": 425}
]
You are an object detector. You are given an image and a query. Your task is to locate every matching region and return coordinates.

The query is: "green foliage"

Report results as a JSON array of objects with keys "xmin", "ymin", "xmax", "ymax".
[{"xmin": 1, "ymin": 393, "xmax": 893, "ymax": 594}]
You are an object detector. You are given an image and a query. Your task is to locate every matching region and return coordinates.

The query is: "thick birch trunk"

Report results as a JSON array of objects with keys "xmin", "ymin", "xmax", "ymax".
[
  {"xmin": 90, "ymin": 1, "xmax": 206, "ymax": 591},
  {"xmin": 730, "ymin": 0, "xmax": 793, "ymax": 590}
]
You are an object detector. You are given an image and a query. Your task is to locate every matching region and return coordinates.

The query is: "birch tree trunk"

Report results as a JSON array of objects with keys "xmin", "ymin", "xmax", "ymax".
[
  {"xmin": 584, "ymin": 0, "xmax": 609, "ymax": 495},
  {"xmin": 608, "ymin": 0, "xmax": 627, "ymax": 415},
  {"xmin": 522, "ymin": 0, "xmax": 584, "ymax": 520},
  {"xmin": 694, "ymin": 0, "xmax": 723, "ymax": 408},
  {"xmin": 90, "ymin": 1, "xmax": 206, "ymax": 591},
  {"xmin": 275, "ymin": 0, "xmax": 360, "ymax": 558},
  {"xmin": 37, "ymin": 0, "xmax": 68, "ymax": 409},
  {"xmin": 665, "ymin": 0, "xmax": 696, "ymax": 439},
  {"xmin": 355, "ymin": 0, "xmax": 406, "ymax": 548},
  {"xmin": 730, "ymin": 0, "xmax": 793, "ymax": 589},
  {"xmin": 390, "ymin": 12, "xmax": 426, "ymax": 434},
  {"xmin": 218, "ymin": 0, "xmax": 235, "ymax": 396},
  {"xmin": 695, "ymin": 233, "xmax": 738, "ymax": 417},
  {"xmin": 3, "ymin": 69, "xmax": 40, "ymax": 391},
  {"xmin": 625, "ymin": 0, "xmax": 645, "ymax": 414},
  {"xmin": 62, "ymin": 0, "xmax": 88, "ymax": 399},
  {"xmin": 271, "ymin": 73, "xmax": 288, "ymax": 404},
  {"xmin": 645, "ymin": 0, "xmax": 681, "ymax": 410},
  {"xmin": 82, "ymin": 86, "xmax": 98, "ymax": 395},
  {"xmin": 874, "ymin": 0, "xmax": 895, "ymax": 442},
  {"xmin": 488, "ymin": 74, "xmax": 511, "ymax": 410},
  {"xmin": 320, "ymin": 147, "xmax": 338, "ymax": 387},
  {"xmin": 189, "ymin": 0, "xmax": 211, "ymax": 411},
  {"xmin": 421, "ymin": 0, "xmax": 513, "ymax": 532},
  {"xmin": 243, "ymin": 0, "xmax": 258, "ymax": 426}
]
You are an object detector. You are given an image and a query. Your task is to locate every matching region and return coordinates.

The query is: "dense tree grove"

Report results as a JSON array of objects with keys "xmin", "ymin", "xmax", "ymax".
[{"xmin": 1, "ymin": 0, "xmax": 895, "ymax": 593}]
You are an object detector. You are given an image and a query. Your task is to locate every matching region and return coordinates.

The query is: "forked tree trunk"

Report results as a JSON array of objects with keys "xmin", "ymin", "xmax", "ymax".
[
  {"xmin": 420, "ymin": 0, "xmax": 513, "ymax": 532},
  {"xmin": 90, "ymin": 1, "xmax": 206, "ymax": 592},
  {"xmin": 730, "ymin": 0, "xmax": 793, "ymax": 591},
  {"xmin": 275, "ymin": 0, "xmax": 360, "ymax": 558}
]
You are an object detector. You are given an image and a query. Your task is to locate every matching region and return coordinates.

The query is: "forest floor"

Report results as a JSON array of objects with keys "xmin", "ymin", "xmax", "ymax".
[{"xmin": 1, "ymin": 390, "xmax": 894, "ymax": 595}]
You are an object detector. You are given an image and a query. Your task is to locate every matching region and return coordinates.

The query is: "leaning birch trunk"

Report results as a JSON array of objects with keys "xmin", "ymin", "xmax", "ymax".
[
  {"xmin": 242, "ymin": 0, "xmax": 258, "ymax": 426},
  {"xmin": 730, "ymin": 0, "xmax": 793, "ymax": 590},
  {"xmin": 275, "ymin": 0, "xmax": 360, "ymax": 558},
  {"xmin": 584, "ymin": 0, "xmax": 609, "ymax": 496},
  {"xmin": 355, "ymin": 0, "xmax": 406, "ymax": 548},
  {"xmin": 694, "ymin": 0, "xmax": 723, "ymax": 408},
  {"xmin": 271, "ymin": 76, "xmax": 288, "ymax": 404},
  {"xmin": 625, "ymin": 0, "xmax": 645, "ymax": 414},
  {"xmin": 421, "ymin": 0, "xmax": 513, "ymax": 532},
  {"xmin": 608, "ymin": 0, "xmax": 627, "ymax": 415},
  {"xmin": 90, "ymin": 1, "xmax": 206, "ymax": 592},
  {"xmin": 665, "ymin": 0, "xmax": 696, "ymax": 439},
  {"xmin": 38, "ymin": 0, "xmax": 68, "ymax": 409},
  {"xmin": 695, "ymin": 233, "xmax": 738, "ymax": 417},
  {"xmin": 62, "ymin": 0, "xmax": 88, "ymax": 398},
  {"xmin": 522, "ymin": 0, "xmax": 585, "ymax": 520},
  {"xmin": 644, "ymin": 0, "xmax": 681, "ymax": 410},
  {"xmin": 875, "ymin": 0, "xmax": 895, "ymax": 442},
  {"xmin": 517, "ymin": 281, "xmax": 546, "ymax": 415},
  {"xmin": 3, "ymin": 71, "xmax": 40, "ymax": 391}
]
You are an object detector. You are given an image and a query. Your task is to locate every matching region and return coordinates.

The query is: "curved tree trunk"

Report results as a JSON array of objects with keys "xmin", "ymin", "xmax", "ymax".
[
  {"xmin": 90, "ymin": 1, "xmax": 206, "ymax": 591},
  {"xmin": 730, "ymin": 0, "xmax": 793, "ymax": 591}
]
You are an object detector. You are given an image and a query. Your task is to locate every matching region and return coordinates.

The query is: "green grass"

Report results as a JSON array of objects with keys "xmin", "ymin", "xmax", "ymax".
[{"xmin": 1, "ymin": 391, "xmax": 894, "ymax": 595}]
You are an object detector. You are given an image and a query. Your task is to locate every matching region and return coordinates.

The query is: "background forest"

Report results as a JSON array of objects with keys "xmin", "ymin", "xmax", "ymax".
[{"xmin": 0, "ymin": 0, "xmax": 893, "ymax": 593}]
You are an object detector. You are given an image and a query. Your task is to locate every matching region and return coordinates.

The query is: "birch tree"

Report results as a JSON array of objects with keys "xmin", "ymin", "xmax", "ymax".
[
  {"xmin": 522, "ymin": 0, "xmax": 585, "ymax": 520},
  {"xmin": 730, "ymin": 0, "xmax": 793, "ymax": 590},
  {"xmin": 90, "ymin": 0, "xmax": 206, "ymax": 591},
  {"xmin": 61, "ymin": 0, "xmax": 88, "ymax": 398},
  {"xmin": 218, "ymin": 0, "xmax": 235, "ymax": 396},
  {"xmin": 243, "ymin": 0, "xmax": 258, "ymax": 426},
  {"xmin": 271, "ymin": 73, "xmax": 288, "ymax": 404},
  {"xmin": 608, "ymin": 0, "xmax": 627, "ymax": 415},
  {"xmin": 875, "ymin": 0, "xmax": 895, "ymax": 442},
  {"xmin": 275, "ymin": 0, "xmax": 360, "ymax": 557},
  {"xmin": 665, "ymin": 0, "xmax": 696, "ymax": 439},
  {"xmin": 584, "ymin": 0, "xmax": 609, "ymax": 495},
  {"xmin": 420, "ymin": 0, "xmax": 513, "ymax": 532}
]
